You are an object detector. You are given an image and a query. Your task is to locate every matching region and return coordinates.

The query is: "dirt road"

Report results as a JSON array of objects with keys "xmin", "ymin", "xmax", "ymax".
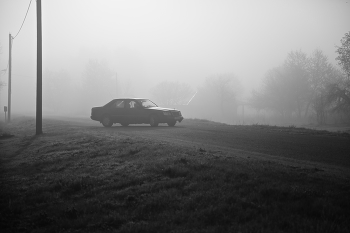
[{"xmin": 42, "ymin": 116, "xmax": 350, "ymax": 176}]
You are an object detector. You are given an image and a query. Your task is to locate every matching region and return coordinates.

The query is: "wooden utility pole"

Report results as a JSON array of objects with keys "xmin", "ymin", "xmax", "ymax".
[
  {"xmin": 36, "ymin": 0, "xmax": 42, "ymax": 135},
  {"xmin": 8, "ymin": 34, "xmax": 12, "ymax": 123},
  {"xmin": 115, "ymin": 73, "xmax": 118, "ymax": 96},
  {"xmin": 242, "ymin": 103, "xmax": 245, "ymax": 125}
]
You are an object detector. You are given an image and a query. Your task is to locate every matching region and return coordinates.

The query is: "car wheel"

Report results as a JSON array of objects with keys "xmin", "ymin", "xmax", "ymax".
[
  {"xmin": 149, "ymin": 115, "xmax": 159, "ymax": 127},
  {"xmin": 167, "ymin": 120, "xmax": 176, "ymax": 127},
  {"xmin": 121, "ymin": 123, "xmax": 129, "ymax": 127},
  {"xmin": 102, "ymin": 116, "xmax": 113, "ymax": 127}
]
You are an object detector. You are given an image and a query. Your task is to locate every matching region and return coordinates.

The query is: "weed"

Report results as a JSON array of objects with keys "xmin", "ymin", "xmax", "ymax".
[
  {"xmin": 1, "ymin": 118, "xmax": 350, "ymax": 232},
  {"xmin": 198, "ymin": 147, "xmax": 206, "ymax": 153},
  {"xmin": 128, "ymin": 147, "xmax": 141, "ymax": 155},
  {"xmin": 0, "ymin": 132, "xmax": 14, "ymax": 139}
]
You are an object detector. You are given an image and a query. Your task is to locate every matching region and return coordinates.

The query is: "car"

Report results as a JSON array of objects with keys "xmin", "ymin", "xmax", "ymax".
[{"xmin": 90, "ymin": 98, "xmax": 184, "ymax": 127}]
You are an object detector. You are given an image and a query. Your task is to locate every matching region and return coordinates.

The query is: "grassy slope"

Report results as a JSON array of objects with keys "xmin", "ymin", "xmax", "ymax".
[{"xmin": 0, "ymin": 117, "xmax": 350, "ymax": 233}]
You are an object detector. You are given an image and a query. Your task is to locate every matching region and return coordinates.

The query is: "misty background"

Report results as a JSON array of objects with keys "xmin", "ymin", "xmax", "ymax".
[{"xmin": 0, "ymin": 0, "xmax": 349, "ymax": 125}]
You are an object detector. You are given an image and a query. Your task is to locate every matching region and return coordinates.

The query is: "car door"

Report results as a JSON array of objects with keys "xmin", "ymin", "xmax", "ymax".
[
  {"xmin": 109, "ymin": 100, "xmax": 126, "ymax": 123},
  {"xmin": 125, "ymin": 100, "xmax": 148, "ymax": 123}
]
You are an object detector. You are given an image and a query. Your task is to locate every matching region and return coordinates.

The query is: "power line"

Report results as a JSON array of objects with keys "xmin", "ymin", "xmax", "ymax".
[
  {"xmin": 2, "ymin": 37, "xmax": 14, "ymax": 77},
  {"xmin": 1, "ymin": 0, "xmax": 31, "ymax": 81},
  {"xmin": 1, "ymin": 0, "xmax": 32, "ymax": 77},
  {"xmin": 12, "ymin": 0, "xmax": 33, "ymax": 40}
]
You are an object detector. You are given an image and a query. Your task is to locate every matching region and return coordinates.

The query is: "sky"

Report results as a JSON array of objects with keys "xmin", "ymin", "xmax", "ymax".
[{"xmin": 0, "ymin": 0, "xmax": 349, "ymax": 115}]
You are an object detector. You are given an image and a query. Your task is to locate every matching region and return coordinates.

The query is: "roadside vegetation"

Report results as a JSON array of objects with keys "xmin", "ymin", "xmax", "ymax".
[{"xmin": 1, "ymin": 117, "xmax": 350, "ymax": 232}]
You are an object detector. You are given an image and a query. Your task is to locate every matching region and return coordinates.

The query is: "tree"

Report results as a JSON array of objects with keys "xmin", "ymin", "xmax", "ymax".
[
  {"xmin": 329, "ymin": 31, "xmax": 350, "ymax": 116},
  {"xmin": 283, "ymin": 50, "xmax": 310, "ymax": 118},
  {"xmin": 336, "ymin": 31, "xmax": 350, "ymax": 78},
  {"xmin": 249, "ymin": 50, "xmax": 310, "ymax": 118},
  {"xmin": 151, "ymin": 81, "xmax": 194, "ymax": 105},
  {"xmin": 326, "ymin": 71, "xmax": 350, "ymax": 114},
  {"xmin": 199, "ymin": 73, "xmax": 242, "ymax": 118},
  {"xmin": 249, "ymin": 50, "xmax": 340, "ymax": 124},
  {"xmin": 308, "ymin": 50, "xmax": 336, "ymax": 124},
  {"xmin": 250, "ymin": 66, "xmax": 293, "ymax": 117}
]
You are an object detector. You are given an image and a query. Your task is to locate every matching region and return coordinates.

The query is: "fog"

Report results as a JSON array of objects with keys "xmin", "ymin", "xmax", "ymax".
[{"xmin": 0, "ymin": 0, "xmax": 349, "ymax": 124}]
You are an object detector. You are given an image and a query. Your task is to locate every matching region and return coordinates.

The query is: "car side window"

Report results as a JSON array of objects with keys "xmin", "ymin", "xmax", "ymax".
[
  {"xmin": 129, "ymin": 101, "xmax": 141, "ymax": 109},
  {"xmin": 129, "ymin": 101, "xmax": 136, "ymax": 108},
  {"xmin": 114, "ymin": 100, "xmax": 125, "ymax": 108}
]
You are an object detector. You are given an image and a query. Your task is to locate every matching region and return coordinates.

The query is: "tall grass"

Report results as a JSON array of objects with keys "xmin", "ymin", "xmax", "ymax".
[{"xmin": 0, "ymin": 118, "xmax": 349, "ymax": 232}]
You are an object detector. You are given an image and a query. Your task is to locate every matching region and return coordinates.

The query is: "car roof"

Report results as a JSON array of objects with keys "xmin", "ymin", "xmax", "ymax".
[{"xmin": 113, "ymin": 98, "xmax": 149, "ymax": 101}]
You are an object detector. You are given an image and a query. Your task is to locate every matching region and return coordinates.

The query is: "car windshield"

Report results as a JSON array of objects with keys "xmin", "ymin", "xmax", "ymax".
[{"xmin": 139, "ymin": 99, "xmax": 158, "ymax": 108}]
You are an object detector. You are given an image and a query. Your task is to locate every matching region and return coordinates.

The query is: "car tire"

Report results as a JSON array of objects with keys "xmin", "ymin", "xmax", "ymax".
[
  {"xmin": 167, "ymin": 121, "xmax": 176, "ymax": 127},
  {"xmin": 121, "ymin": 123, "xmax": 129, "ymax": 127},
  {"xmin": 102, "ymin": 116, "xmax": 113, "ymax": 127},
  {"xmin": 149, "ymin": 115, "xmax": 159, "ymax": 127}
]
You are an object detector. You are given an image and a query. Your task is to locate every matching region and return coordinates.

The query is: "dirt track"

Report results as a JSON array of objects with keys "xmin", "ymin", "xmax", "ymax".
[{"xmin": 31, "ymin": 116, "xmax": 349, "ymax": 177}]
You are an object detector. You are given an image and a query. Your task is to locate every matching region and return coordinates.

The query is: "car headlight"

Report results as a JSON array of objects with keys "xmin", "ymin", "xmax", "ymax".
[{"xmin": 163, "ymin": 112, "xmax": 171, "ymax": 116}]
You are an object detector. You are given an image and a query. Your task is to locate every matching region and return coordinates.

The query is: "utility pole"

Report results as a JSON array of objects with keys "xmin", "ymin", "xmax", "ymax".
[
  {"xmin": 115, "ymin": 73, "xmax": 118, "ymax": 96},
  {"xmin": 36, "ymin": 0, "xmax": 42, "ymax": 135},
  {"xmin": 8, "ymin": 34, "xmax": 12, "ymax": 123}
]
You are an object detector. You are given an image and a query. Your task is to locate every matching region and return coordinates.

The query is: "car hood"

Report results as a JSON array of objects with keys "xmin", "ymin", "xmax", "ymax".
[{"xmin": 146, "ymin": 107, "xmax": 179, "ymax": 112}]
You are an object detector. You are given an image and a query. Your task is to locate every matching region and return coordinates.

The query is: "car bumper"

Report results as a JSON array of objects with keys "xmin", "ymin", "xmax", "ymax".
[
  {"xmin": 159, "ymin": 115, "xmax": 183, "ymax": 123},
  {"xmin": 175, "ymin": 116, "xmax": 184, "ymax": 122},
  {"xmin": 90, "ymin": 116, "xmax": 99, "ymax": 121}
]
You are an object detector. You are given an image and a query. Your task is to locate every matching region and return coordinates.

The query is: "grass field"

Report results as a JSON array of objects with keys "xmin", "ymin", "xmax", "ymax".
[{"xmin": 1, "ymin": 117, "xmax": 350, "ymax": 232}]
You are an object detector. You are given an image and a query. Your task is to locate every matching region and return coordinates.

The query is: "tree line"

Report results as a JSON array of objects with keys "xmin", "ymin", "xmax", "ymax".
[
  {"xmin": 35, "ymin": 31, "xmax": 350, "ymax": 124},
  {"xmin": 249, "ymin": 32, "xmax": 350, "ymax": 124}
]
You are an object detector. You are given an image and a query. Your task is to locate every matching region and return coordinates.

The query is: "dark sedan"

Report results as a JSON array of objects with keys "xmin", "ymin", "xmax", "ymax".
[{"xmin": 91, "ymin": 98, "xmax": 184, "ymax": 127}]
